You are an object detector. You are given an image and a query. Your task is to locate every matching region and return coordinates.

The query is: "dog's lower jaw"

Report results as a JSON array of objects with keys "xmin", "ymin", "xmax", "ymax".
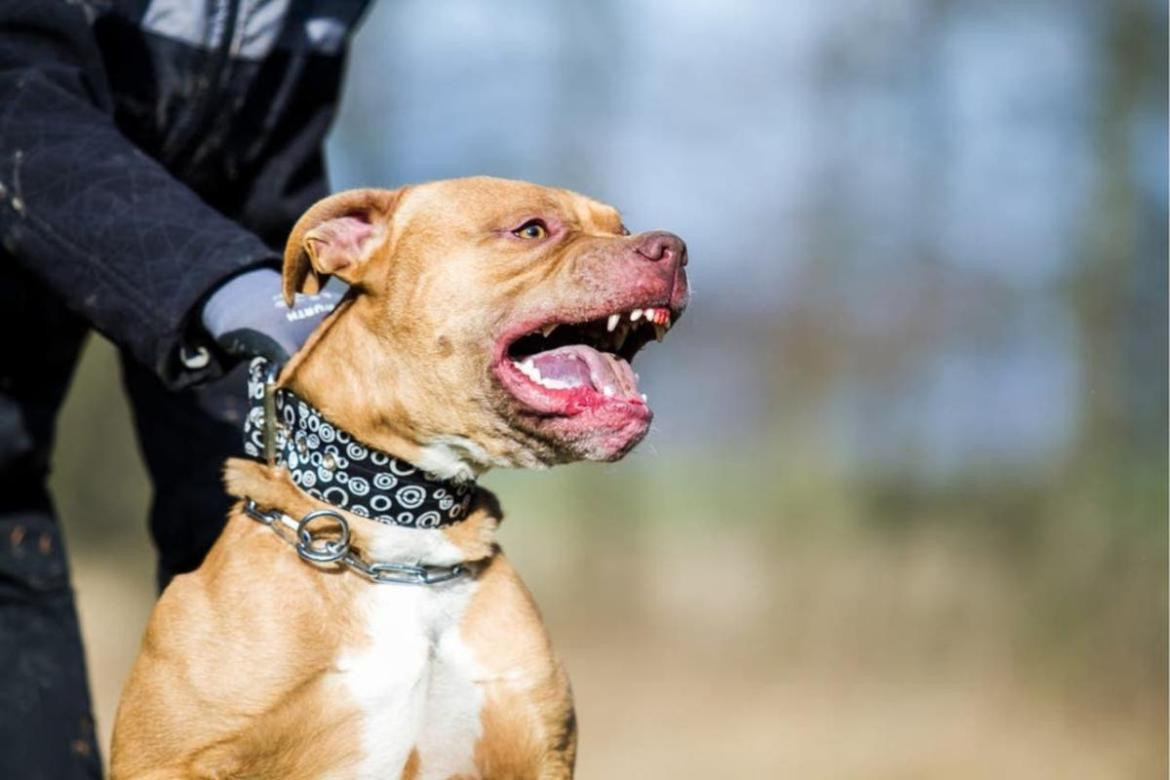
[{"xmin": 521, "ymin": 412, "xmax": 652, "ymax": 466}]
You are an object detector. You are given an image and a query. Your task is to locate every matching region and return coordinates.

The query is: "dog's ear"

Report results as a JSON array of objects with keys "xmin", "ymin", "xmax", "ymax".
[{"xmin": 282, "ymin": 188, "xmax": 405, "ymax": 305}]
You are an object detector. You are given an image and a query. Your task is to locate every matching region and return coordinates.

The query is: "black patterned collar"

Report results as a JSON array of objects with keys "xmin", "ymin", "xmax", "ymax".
[{"xmin": 243, "ymin": 358, "xmax": 474, "ymax": 529}]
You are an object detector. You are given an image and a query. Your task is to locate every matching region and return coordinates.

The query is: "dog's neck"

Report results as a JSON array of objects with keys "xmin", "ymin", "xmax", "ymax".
[
  {"xmin": 277, "ymin": 295, "xmax": 504, "ymax": 482},
  {"xmin": 244, "ymin": 356, "xmax": 476, "ymax": 527},
  {"xmin": 228, "ymin": 298, "xmax": 505, "ymax": 564},
  {"xmin": 224, "ymin": 458, "xmax": 500, "ymax": 566}
]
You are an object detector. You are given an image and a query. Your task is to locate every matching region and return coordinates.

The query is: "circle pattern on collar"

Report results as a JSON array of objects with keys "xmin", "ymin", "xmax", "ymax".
[{"xmin": 243, "ymin": 359, "xmax": 473, "ymax": 528}]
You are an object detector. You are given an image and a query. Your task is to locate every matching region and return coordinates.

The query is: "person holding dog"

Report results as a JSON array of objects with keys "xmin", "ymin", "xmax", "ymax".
[{"xmin": 0, "ymin": 1, "xmax": 375, "ymax": 775}]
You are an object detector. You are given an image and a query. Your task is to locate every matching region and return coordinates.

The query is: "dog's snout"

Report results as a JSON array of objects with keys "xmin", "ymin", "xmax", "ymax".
[{"xmin": 634, "ymin": 231, "xmax": 687, "ymax": 267}]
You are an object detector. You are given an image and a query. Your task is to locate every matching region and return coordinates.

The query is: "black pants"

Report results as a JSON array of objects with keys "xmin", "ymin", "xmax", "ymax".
[{"xmin": 0, "ymin": 265, "xmax": 243, "ymax": 778}]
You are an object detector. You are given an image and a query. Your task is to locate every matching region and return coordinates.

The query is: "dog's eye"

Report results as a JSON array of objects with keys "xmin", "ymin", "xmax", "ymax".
[{"xmin": 513, "ymin": 220, "xmax": 548, "ymax": 240}]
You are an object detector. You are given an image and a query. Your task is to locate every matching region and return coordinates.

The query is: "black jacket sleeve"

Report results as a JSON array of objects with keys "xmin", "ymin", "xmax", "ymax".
[{"xmin": 0, "ymin": 1, "xmax": 280, "ymax": 389}]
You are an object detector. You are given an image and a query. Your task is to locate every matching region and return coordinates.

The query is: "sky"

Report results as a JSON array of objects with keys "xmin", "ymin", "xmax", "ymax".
[{"xmin": 325, "ymin": 0, "xmax": 1163, "ymax": 478}]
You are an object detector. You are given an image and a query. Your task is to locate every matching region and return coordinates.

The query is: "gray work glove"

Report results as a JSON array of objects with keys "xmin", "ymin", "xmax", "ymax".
[{"xmin": 200, "ymin": 268, "xmax": 345, "ymax": 364}]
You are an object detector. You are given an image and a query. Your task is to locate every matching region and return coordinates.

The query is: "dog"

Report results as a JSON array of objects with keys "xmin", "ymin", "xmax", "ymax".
[{"xmin": 110, "ymin": 176, "xmax": 688, "ymax": 779}]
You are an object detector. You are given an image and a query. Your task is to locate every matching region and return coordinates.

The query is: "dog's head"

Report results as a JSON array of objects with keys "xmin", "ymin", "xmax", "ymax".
[{"xmin": 282, "ymin": 177, "xmax": 688, "ymax": 478}]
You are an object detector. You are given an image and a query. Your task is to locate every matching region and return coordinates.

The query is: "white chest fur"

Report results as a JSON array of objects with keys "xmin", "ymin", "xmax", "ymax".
[{"xmin": 337, "ymin": 575, "xmax": 485, "ymax": 780}]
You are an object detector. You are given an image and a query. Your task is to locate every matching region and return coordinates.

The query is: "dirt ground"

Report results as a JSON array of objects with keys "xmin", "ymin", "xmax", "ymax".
[{"xmin": 69, "ymin": 534, "xmax": 1162, "ymax": 778}]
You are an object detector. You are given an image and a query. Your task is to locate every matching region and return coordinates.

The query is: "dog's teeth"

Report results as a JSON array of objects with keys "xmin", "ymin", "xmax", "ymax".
[
  {"xmin": 613, "ymin": 326, "xmax": 629, "ymax": 351},
  {"xmin": 541, "ymin": 324, "xmax": 557, "ymax": 337},
  {"xmin": 654, "ymin": 324, "xmax": 666, "ymax": 342},
  {"xmin": 607, "ymin": 314, "xmax": 620, "ymax": 332},
  {"xmin": 603, "ymin": 386, "xmax": 615, "ymax": 397},
  {"xmin": 641, "ymin": 393, "xmax": 648, "ymax": 402},
  {"xmin": 515, "ymin": 358, "xmax": 578, "ymax": 390},
  {"xmin": 630, "ymin": 309, "xmax": 643, "ymax": 322},
  {"xmin": 516, "ymin": 359, "xmax": 542, "ymax": 381}
]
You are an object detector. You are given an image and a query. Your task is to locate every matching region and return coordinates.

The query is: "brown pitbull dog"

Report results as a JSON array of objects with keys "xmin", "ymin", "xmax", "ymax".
[{"xmin": 110, "ymin": 177, "xmax": 688, "ymax": 779}]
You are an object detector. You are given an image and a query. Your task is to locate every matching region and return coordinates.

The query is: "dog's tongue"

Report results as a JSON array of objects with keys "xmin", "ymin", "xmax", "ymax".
[{"xmin": 528, "ymin": 345, "xmax": 638, "ymax": 397}]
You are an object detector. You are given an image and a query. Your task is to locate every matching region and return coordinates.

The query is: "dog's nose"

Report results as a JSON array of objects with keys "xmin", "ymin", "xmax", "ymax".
[{"xmin": 634, "ymin": 231, "xmax": 687, "ymax": 267}]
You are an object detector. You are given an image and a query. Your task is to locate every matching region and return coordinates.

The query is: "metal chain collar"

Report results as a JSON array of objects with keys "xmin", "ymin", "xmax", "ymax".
[{"xmin": 242, "ymin": 499, "xmax": 469, "ymax": 585}]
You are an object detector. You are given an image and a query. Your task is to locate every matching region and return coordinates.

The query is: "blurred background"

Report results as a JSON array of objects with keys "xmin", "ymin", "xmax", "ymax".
[{"xmin": 52, "ymin": 0, "xmax": 1166, "ymax": 776}]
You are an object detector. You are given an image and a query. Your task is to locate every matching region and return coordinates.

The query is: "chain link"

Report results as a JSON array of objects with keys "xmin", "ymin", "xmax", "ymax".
[{"xmin": 243, "ymin": 499, "xmax": 468, "ymax": 585}]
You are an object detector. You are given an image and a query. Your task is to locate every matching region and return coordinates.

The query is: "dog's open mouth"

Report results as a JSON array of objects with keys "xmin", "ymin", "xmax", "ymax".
[{"xmin": 495, "ymin": 305, "xmax": 676, "ymax": 416}]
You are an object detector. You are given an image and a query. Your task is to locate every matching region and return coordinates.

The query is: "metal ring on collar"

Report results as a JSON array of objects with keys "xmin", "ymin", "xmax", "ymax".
[
  {"xmin": 296, "ymin": 509, "xmax": 350, "ymax": 564},
  {"xmin": 241, "ymin": 497, "xmax": 471, "ymax": 586}
]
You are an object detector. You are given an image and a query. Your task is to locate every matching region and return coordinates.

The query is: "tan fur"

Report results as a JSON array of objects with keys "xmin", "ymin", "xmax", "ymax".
[
  {"xmin": 402, "ymin": 750, "xmax": 421, "ymax": 780},
  {"xmin": 110, "ymin": 177, "xmax": 684, "ymax": 778},
  {"xmin": 111, "ymin": 504, "xmax": 368, "ymax": 778},
  {"xmin": 464, "ymin": 559, "xmax": 577, "ymax": 778}
]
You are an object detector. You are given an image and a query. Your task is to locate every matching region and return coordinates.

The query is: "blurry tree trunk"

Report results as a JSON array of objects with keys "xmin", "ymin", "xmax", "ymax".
[{"xmin": 1072, "ymin": 1, "xmax": 1167, "ymax": 471}]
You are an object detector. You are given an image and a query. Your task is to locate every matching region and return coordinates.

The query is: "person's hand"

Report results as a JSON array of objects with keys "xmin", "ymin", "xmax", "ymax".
[{"xmin": 200, "ymin": 268, "xmax": 345, "ymax": 364}]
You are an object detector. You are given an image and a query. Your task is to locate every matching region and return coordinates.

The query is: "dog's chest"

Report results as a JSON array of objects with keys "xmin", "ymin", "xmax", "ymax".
[{"xmin": 337, "ymin": 580, "xmax": 485, "ymax": 780}]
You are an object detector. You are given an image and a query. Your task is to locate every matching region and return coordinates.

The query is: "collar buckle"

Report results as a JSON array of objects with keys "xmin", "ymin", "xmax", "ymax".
[{"xmin": 260, "ymin": 360, "xmax": 282, "ymax": 467}]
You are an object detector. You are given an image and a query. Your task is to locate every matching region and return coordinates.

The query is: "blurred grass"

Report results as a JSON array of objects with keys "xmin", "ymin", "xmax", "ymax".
[{"xmin": 51, "ymin": 337, "xmax": 1166, "ymax": 778}]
